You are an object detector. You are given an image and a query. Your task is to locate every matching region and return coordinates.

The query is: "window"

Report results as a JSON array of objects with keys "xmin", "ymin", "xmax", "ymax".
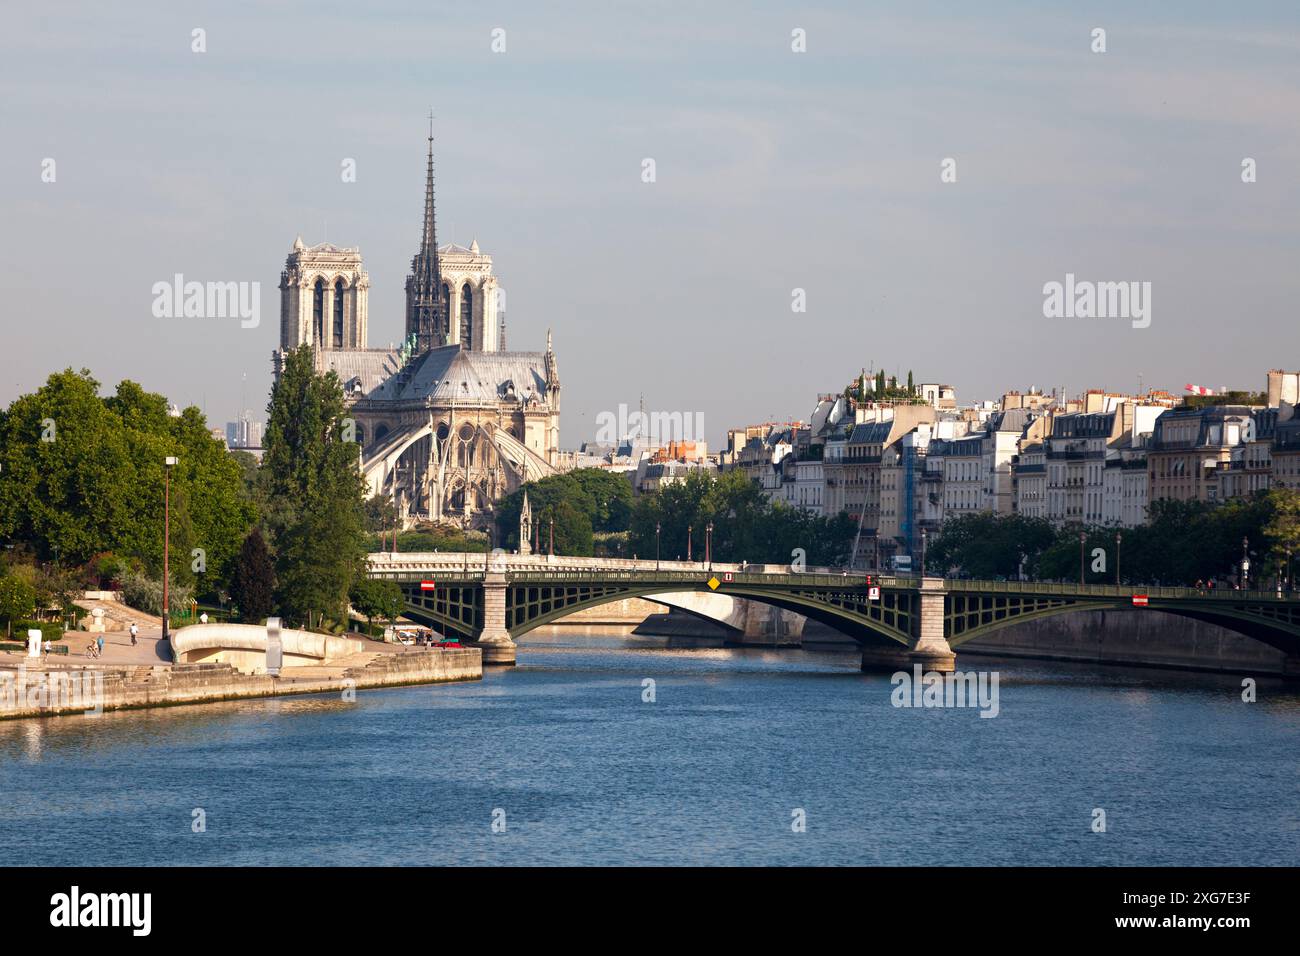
[
  {"xmin": 441, "ymin": 283, "xmax": 451, "ymax": 336},
  {"xmin": 312, "ymin": 277, "xmax": 325, "ymax": 343},
  {"xmin": 460, "ymin": 283, "xmax": 473, "ymax": 346},
  {"xmin": 333, "ymin": 278, "xmax": 345, "ymax": 347}
]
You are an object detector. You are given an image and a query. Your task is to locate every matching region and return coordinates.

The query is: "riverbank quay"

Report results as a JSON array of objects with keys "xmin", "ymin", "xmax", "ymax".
[{"xmin": 0, "ymin": 645, "xmax": 481, "ymax": 720}]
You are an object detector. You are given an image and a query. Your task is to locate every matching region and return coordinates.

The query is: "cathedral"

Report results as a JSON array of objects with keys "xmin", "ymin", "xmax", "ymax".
[{"xmin": 272, "ymin": 125, "xmax": 562, "ymax": 529}]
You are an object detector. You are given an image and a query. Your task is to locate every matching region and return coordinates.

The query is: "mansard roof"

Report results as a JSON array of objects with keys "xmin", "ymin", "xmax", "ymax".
[{"xmin": 847, "ymin": 422, "xmax": 893, "ymax": 445}]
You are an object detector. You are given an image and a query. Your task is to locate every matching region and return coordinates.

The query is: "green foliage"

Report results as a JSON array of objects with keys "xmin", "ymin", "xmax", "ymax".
[
  {"xmin": 628, "ymin": 469, "xmax": 855, "ymax": 565},
  {"xmin": 363, "ymin": 493, "xmax": 400, "ymax": 534},
  {"xmin": 0, "ymin": 574, "xmax": 37, "ymax": 636},
  {"xmin": 261, "ymin": 347, "xmax": 368, "ymax": 627},
  {"xmin": 348, "ymin": 577, "xmax": 403, "ymax": 626},
  {"xmin": 372, "ymin": 529, "xmax": 489, "ymax": 553},
  {"xmin": 927, "ymin": 513, "xmax": 1057, "ymax": 579},
  {"xmin": 13, "ymin": 620, "xmax": 64, "ymax": 642},
  {"xmin": 1181, "ymin": 392, "xmax": 1266, "ymax": 409},
  {"xmin": 494, "ymin": 468, "xmax": 631, "ymax": 554},
  {"xmin": 0, "ymin": 370, "xmax": 255, "ymax": 593},
  {"xmin": 1263, "ymin": 491, "xmax": 1300, "ymax": 563},
  {"xmin": 116, "ymin": 568, "xmax": 193, "ymax": 616},
  {"xmin": 84, "ymin": 552, "xmax": 132, "ymax": 590},
  {"xmin": 230, "ymin": 528, "xmax": 275, "ymax": 623},
  {"xmin": 931, "ymin": 489, "xmax": 1300, "ymax": 586}
]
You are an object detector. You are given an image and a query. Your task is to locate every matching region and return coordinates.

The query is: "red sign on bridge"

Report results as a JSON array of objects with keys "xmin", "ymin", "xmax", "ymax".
[
  {"xmin": 420, "ymin": 581, "xmax": 436, "ymax": 591},
  {"xmin": 1131, "ymin": 594, "xmax": 1149, "ymax": 607}
]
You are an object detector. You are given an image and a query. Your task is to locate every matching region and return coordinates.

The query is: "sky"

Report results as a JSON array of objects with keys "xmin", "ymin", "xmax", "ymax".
[{"xmin": 2, "ymin": 1, "xmax": 1298, "ymax": 449}]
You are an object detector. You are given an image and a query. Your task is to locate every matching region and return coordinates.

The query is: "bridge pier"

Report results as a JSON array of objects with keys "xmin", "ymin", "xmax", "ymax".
[
  {"xmin": 1284, "ymin": 655, "xmax": 1300, "ymax": 682},
  {"xmin": 468, "ymin": 571, "xmax": 517, "ymax": 666},
  {"xmin": 860, "ymin": 577, "xmax": 955, "ymax": 674}
]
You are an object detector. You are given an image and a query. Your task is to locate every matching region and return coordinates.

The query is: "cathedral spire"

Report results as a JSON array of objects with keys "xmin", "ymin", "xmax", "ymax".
[
  {"xmin": 406, "ymin": 113, "xmax": 445, "ymax": 354},
  {"xmin": 421, "ymin": 112, "xmax": 437, "ymax": 256}
]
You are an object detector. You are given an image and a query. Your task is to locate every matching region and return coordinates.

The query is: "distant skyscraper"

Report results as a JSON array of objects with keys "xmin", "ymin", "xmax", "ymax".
[{"xmin": 226, "ymin": 414, "xmax": 264, "ymax": 449}]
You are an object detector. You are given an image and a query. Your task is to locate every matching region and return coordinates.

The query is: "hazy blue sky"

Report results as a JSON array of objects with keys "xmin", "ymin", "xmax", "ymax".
[{"xmin": 3, "ymin": 1, "xmax": 1298, "ymax": 447}]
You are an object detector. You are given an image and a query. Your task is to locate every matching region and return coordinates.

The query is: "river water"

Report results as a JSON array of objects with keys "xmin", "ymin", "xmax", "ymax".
[{"xmin": 2, "ymin": 629, "xmax": 1297, "ymax": 866}]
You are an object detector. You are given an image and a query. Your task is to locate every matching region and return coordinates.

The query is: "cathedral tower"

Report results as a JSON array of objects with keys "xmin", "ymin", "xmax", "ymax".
[{"xmin": 278, "ymin": 238, "xmax": 369, "ymax": 351}]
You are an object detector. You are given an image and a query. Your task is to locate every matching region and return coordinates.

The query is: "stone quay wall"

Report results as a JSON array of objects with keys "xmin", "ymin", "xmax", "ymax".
[{"xmin": 0, "ymin": 648, "xmax": 481, "ymax": 720}]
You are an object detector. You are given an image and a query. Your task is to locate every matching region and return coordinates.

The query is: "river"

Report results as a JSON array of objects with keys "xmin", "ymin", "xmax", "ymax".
[{"xmin": 2, "ymin": 629, "xmax": 1297, "ymax": 866}]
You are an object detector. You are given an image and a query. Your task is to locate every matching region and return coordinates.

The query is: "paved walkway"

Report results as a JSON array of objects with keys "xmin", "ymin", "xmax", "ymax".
[{"xmin": 2, "ymin": 624, "xmax": 171, "ymax": 668}]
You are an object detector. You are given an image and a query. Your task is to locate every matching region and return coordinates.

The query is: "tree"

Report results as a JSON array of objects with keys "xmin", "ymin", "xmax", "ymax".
[
  {"xmin": 1263, "ymin": 488, "xmax": 1300, "ymax": 573},
  {"xmin": 363, "ymin": 493, "xmax": 400, "ymax": 535},
  {"xmin": 543, "ymin": 500, "xmax": 593, "ymax": 555},
  {"xmin": 928, "ymin": 513, "xmax": 1058, "ymax": 579},
  {"xmin": 0, "ymin": 370, "xmax": 254, "ymax": 594},
  {"xmin": 261, "ymin": 347, "xmax": 368, "ymax": 628},
  {"xmin": 494, "ymin": 469, "xmax": 631, "ymax": 554},
  {"xmin": 0, "ymin": 574, "xmax": 36, "ymax": 638},
  {"xmin": 230, "ymin": 528, "xmax": 275, "ymax": 623},
  {"xmin": 349, "ymin": 577, "xmax": 403, "ymax": 630},
  {"xmin": 627, "ymin": 469, "xmax": 854, "ymax": 566}
]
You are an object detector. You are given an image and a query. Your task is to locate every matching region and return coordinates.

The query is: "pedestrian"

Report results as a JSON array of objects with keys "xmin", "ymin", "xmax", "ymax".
[
  {"xmin": 199, "ymin": 612, "xmax": 209, "ymax": 624},
  {"xmin": 96, "ymin": 634, "xmax": 105, "ymax": 657},
  {"xmin": 129, "ymin": 622, "xmax": 139, "ymax": 646}
]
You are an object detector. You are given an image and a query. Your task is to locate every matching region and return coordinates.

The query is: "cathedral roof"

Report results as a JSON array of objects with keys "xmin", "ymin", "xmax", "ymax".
[
  {"xmin": 317, "ymin": 349, "xmax": 402, "ymax": 397},
  {"xmin": 365, "ymin": 344, "xmax": 551, "ymax": 405}
]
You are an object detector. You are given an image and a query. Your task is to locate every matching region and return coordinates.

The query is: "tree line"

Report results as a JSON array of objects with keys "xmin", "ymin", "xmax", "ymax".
[
  {"xmin": 927, "ymin": 490, "xmax": 1300, "ymax": 587},
  {"xmin": 0, "ymin": 348, "xmax": 402, "ymax": 634}
]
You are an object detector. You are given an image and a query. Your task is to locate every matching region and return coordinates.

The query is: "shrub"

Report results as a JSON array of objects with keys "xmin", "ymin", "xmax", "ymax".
[
  {"xmin": 114, "ymin": 569, "xmax": 193, "ymax": 616},
  {"xmin": 13, "ymin": 620, "xmax": 64, "ymax": 642}
]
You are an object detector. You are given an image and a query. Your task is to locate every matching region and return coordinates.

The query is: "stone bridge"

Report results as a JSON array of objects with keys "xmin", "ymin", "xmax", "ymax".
[{"xmin": 366, "ymin": 553, "xmax": 1300, "ymax": 675}]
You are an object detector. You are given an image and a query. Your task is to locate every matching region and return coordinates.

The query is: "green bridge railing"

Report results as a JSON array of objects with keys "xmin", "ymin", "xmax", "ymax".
[{"xmin": 372, "ymin": 564, "xmax": 1300, "ymax": 603}]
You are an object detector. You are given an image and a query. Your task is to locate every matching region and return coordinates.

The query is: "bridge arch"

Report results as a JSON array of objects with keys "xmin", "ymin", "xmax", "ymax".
[
  {"xmin": 396, "ymin": 575, "xmax": 918, "ymax": 649},
  {"xmin": 377, "ymin": 560, "xmax": 1300, "ymax": 671},
  {"xmin": 945, "ymin": 591, "xmax": 1300, "ymax": 656}
]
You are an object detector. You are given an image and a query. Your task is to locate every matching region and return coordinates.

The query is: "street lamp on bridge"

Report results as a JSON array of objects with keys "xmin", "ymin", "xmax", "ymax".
[
  {"xmin": 705, "ymin": 521, "xmax": 713, "ymax": 570},
  {"xmin": 687, "ymin": 524, "xmax": 692, "ymax": 562},
  {"xmin": 1241, "ymin": 536, "xmax": 1251, "ymax": 590},
  {"xmin": 161, "ymin": 456, "xmax": 178, "ymax": 645},
  {"xmin": 1115, "ymin": 530, "xmax": 1122, "ymax": 585},
  {"xmin": 655, "ymin": 522, "xmax": 661, "ymax": 571},
  {"xmin": 1078, "ymin": 531, "xmax": 1087, "ymax": 586},
  {"xmin": 920, "ymin": 527, "xmax": 927, "ymax": 578}
]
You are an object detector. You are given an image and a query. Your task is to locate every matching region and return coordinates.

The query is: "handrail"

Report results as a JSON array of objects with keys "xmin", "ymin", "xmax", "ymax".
[{"xmin": 368, "ymin": 555, "xmax": 1300, "ymax": 602}]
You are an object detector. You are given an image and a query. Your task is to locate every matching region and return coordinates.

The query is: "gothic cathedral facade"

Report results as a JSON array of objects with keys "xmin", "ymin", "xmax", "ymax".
[{"xmin": 272, "ymin": 124, "xmax": 561, "ymax": 530}]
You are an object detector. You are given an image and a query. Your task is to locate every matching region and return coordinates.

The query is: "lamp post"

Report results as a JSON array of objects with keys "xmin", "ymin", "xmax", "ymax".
[
  {"xmin": 920, "ymin": 527, "xmax": 928, "ymax": 578},
  {"xmin": 162, "ymin": 456, "xmax": 178, "ymax": 644},
  {"xmin": 549, "ymin": 513, "xmax": 555, "ymax": 556},
  {"xmin": 1078, "ymin": 530, "xmax": 1087, "ymax": 586},
  {"xmin": 655, "ymin": 522, "xmax": 661, "ymax": 571},
  {"xmin": 1287, "ymin": 547, "xmax": 1293, "ymax": 593},
  {"xmin": 1115, "ymin": 530, "xmax": 1122, "ymax": 585},
  {"xmin": 705, "ymin": 521, "xmax": 713, "ymax": 570},
  {"xmin": 1241, "ymin": 536, "xmax": 1250, "ymax": 591},
  {"xmin": 687, "ymin": 524, "xmax": 693, "ymax": 562}
]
